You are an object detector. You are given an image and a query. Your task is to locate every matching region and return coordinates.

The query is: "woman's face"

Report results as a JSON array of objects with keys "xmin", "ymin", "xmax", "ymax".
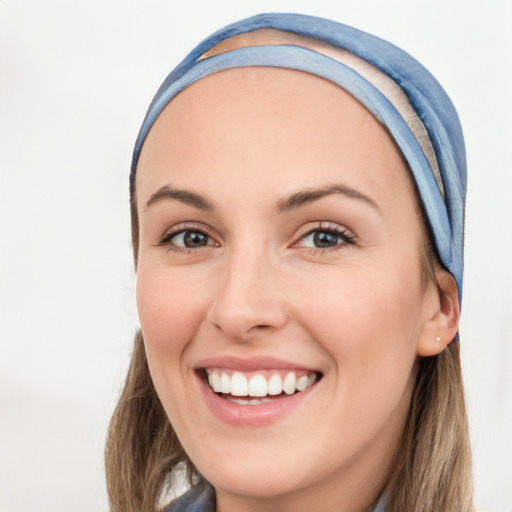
[{"xmin": 136, "ymin": 67, "xmax": 440, "ymax": 510}]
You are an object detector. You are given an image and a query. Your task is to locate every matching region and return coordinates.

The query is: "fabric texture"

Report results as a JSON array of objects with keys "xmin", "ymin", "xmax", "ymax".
[
  {"xmin": 130, "ymin": 12, "xmax": 466, "ymax": 299},
  {"xmin": 163, "ymin": 482, "xmax": 387, "ymax": 511},
  {"xmin": 163, "ymin": 483, "xmax": 215, "ymax": 512}
]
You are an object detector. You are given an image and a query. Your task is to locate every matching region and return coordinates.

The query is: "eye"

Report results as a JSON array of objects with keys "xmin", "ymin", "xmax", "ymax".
[
  {"xmin": 157, "ymin": 226, "xmax": 218, "ymax": 252},
  {"xmin": 302, "ymin": 230, "xmax": 340, "ymax": 248},
  {"xmin": 296, "ymin": 224, "xmax": 356, "ymax": 250},
  {"xmin": 170, "ymin": 230, "xmax": 212, "ymax": 248}
]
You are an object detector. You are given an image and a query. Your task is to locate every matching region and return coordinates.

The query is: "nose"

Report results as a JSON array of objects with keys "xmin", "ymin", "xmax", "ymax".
[{"xmin": 206, "ymin": 246, "xmax": 288, "ymax": 341}]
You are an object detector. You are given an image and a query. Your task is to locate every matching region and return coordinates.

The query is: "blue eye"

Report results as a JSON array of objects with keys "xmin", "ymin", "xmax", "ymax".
[
  {"xmin": 304, "ymin": 231, "xmax": 339, "ymax": 248},
  {"xmin": 299, "ymin": 227, "xmax": 355, "ymax": 249},
  {"xmin": 170, "ymin": 230, "xmax": 212, "ymax": 248}
]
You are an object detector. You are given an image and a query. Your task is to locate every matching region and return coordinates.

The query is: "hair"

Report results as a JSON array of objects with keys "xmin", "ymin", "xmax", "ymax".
[
  {"xmin": 105, "ymin": 328, "xmax": 200, "ymax": 512},
  {"xmin": 105, "ymin": 30, "xmax": 473, "ymax": 512}
]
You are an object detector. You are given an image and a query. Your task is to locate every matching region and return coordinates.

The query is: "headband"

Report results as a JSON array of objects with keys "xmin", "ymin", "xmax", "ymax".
[{"xmin": 130, "ymin": 13, "xmax": 466, "ymax": 299}]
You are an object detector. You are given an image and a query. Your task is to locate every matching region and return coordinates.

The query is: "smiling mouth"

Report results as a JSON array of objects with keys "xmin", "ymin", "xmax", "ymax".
[{"xmin": 203, "ymin": 368, "xmax": 321, "ymax": 405}]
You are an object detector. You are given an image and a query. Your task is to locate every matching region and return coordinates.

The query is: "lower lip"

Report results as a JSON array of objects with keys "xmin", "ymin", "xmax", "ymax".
[{"xmin": 196, "ymin": 372, "xmax": 319, "ymax": 426}]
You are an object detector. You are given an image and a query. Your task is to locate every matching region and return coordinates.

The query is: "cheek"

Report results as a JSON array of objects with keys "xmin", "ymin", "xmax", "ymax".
[
  {"xmin": 292, "ymin": 258, "xmax": 423, "ymax": 397},
  {"xmin": 136, "ymin": 267, "xmax": 209, "ymax": 369},
  {"xmin": 135, "ymin": 267, "xmax": 214, "ymax": 435}
]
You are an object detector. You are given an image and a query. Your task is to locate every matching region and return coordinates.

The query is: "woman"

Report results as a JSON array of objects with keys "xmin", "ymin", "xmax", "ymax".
[{"xmin": 106, "ymin": 13, "xmax": 473, "ymax": 512}]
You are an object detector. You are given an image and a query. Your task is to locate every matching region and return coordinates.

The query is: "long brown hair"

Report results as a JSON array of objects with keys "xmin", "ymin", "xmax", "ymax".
[{"xmin": 384, "ymin": 340, "xmax": 473, "ymax": 511}]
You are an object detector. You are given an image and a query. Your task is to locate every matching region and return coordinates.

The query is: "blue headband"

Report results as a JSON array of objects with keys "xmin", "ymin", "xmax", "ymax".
[{"xmin": 130, "ymin": 13, "xmax": 466, "ymax": 299}]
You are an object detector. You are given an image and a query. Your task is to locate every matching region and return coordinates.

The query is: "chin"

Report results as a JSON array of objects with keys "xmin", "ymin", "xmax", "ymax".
[{"xmin": 205, "ymin": 465, "xmax": 308, "ymax": 500}]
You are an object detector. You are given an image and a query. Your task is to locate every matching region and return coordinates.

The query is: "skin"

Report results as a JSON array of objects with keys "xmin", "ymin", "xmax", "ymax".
[{"xmin": 135, "ymin": 67, "xmax": 459, "ymax": 512}]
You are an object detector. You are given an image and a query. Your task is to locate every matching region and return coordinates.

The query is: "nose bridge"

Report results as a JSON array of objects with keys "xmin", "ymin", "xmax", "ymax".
[{"xmin": 207, "ymin": 241, "xmax": 287, "ymax": 339}]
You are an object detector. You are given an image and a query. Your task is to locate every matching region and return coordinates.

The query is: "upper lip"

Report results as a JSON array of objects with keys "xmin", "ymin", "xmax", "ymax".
[{"xmin": 195, "ymin": 355, "xmax": 320, "ymax": 373}]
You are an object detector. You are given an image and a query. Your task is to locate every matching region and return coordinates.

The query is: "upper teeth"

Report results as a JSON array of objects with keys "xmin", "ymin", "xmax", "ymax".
[{"xmin": 206, "ymin": 370, "xmax": 317, "ymax": 397}]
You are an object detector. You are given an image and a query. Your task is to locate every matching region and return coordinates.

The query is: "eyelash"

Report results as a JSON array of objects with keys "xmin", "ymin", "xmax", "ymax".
[
  {"xmin": 157, "ymin": 223, "xmax": 217, "ymax": 253},
  {"xmin": 157, "ymin": 222, "xmax": 356, "ymax": 254},
  {"xmin": 293, "ymin": 223, "xmax": 357, "ymax": 253}
]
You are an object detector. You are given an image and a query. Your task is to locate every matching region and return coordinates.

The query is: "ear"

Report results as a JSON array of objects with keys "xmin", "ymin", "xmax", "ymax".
[{"xmin": 416, "ymin": 268, "xmax": 461, "ymax": 357}]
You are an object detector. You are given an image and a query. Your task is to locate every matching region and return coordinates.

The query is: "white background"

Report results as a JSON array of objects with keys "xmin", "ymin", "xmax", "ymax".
[{"xmin": 1, "ymin": 1, "xmax": 511, "ymax": 510}]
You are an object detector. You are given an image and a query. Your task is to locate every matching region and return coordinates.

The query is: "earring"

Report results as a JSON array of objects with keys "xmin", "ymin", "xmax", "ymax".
[{"xmin": 436, "ymin": 336, "xmax": 441, "ymax": 342}]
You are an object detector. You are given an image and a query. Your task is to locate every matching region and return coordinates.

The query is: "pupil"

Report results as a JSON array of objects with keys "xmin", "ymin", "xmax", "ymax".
[
  {"xmin": 184, "ymin": 231, "xmax": 208, "ymax": 247},
  {"xmin": 314, "ymin": 231, "xmax": 338, "ymax": 248}
]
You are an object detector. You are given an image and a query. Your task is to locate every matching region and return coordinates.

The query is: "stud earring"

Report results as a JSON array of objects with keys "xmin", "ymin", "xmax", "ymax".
[{"xmin": 436, "ymin": 336, "xmax": 441, "ymax": 342}]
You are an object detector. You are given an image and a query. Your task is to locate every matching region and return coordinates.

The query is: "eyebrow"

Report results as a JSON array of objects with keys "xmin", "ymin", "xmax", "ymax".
[
  {"xmin": 144, "ymin": 185, "xmax": 214, "ymax": 212},
  {"xmin": 144, "ymin": 182, "xmax": 378, "ymax": 214},
  {"xmin": 277, "ymin": 183, "xmax": 380, "ymax": 212}
]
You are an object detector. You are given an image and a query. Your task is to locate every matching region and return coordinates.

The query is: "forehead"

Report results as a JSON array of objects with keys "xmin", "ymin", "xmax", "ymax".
[
  {"xmin": 139, "ymin": 67, "xmax": 406, "ymax": 170},
  {"xmin": 137, "ymin": 67, "xmax": 401, "ymax": 181},
  {"xmin": 136, "ymin": 65, "xmax": 415, "ymax": 215}
]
